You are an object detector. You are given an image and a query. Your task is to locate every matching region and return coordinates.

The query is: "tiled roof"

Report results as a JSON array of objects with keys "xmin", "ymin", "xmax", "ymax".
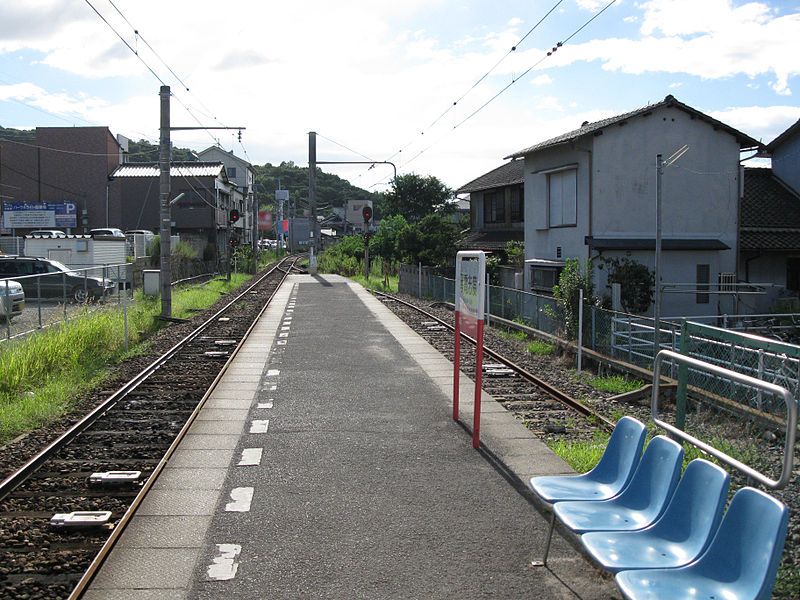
[
  {"xmin": 740, "ymin": 167, "xmax": 800, "ymax": 250},
  {"xmin": 766, "ymin": 118, "xmax": 800, "ymax": 152},
  {"xmin": 458, "ymin": 229, "xmax": 524, "ymax": 250},
  {"xmin": 506, "ymin": 95, "xmax": 761, "ymax": 159},
  {"xmin": 456, "ymin": 160, "xmax": 524, "ymax": 194},
  {"xmin": 112, "ymin": 162, "xmax": 226, "ymax": 178}
]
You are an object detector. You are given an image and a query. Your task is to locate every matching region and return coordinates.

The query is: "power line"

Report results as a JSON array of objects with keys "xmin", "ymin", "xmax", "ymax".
[
  {"xmin": 397, "ymin": 0, "xmax": 618, "ymax": 172},
  {"xmin": 82, "ymin": 0, "xmax": 166, "ymax": 86},
  {"xmin": 317, "ymin": 133, "xmax": 377, "ymax": 162},
  {"xmin": 385, "ymin": 0, "xmax": 565, "ymax": 164}
]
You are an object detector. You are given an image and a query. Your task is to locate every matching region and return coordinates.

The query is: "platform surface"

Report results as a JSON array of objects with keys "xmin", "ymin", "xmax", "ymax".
[{"xmin": 85, "ymin": 274, "xmax": 619, "ymax": 599}]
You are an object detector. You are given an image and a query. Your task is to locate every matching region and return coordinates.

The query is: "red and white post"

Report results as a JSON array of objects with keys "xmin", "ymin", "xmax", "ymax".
[{"xmin": 453, "ymin": 251, "xmax": 486, "ymax": 449}]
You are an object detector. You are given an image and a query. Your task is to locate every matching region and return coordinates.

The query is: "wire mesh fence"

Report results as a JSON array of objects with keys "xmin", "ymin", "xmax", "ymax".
[{"xmin": 398, "ymin": 264, "xmax": 799, "ymax": 416}]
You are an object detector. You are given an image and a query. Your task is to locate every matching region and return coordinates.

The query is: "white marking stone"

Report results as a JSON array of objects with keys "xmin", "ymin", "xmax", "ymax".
[
  {"xmin": 257, "ymin": 401, "xmax": 274, "ymax": 409},
  {"xmin": 238, "ymin": 448, "xmax": 263, "ymax": 466},
  {"xmin": 250, "ymin": 419, "xmax": 270, "ymax": 433},
  {"xmin": 281, "ymin": 326, "xmax": 290, "ymax": 331},
  {"xmin": 226, "ymin": 487, "xmax": 254, "ymax": 512},
  {"xmin": 207, "ymin": 544, "xmax": 241, "ymax": 581},
  {"xmin": 279, "ymin": 332, "xmax": 289, "ymax": 338},
  {"xmin": 277, "ymin": 340, "xmax": 287, "ymax": 345},
  {"xmin": 266, "ymin": 369, "xmax": 280, "ymax": 377}
]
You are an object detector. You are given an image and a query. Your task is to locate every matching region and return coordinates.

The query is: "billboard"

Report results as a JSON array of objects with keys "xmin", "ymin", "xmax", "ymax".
[
  {"xmin": 2, "ymin": 201, "xmax": 78, "ymax": 229},
  {"xmin": 258, "ymin": 211, "xmax": 273, "ymax": 231}
]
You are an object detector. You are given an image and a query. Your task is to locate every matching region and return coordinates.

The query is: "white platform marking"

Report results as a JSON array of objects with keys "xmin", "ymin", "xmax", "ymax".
[
  {"xmin": 279, "ymin": 332, "xmax": 289, "ymax": 338},
  {"xmin": 207, "ymin": 544, "xmax": 241, "ymax": 581},
  {"xmin": 277, "ymin": 340, "xmax": 287, "ymax": 345},
  {"xmin": 238, "ymin": 448, "xmax": 263, "ymax": 466},
  {"xmin": 257, "ymin": 401, "xmax": 274, "ymax": 409},
  {"xmin": 266, "ymin": 369, "xmax": 280, "ymax": 377},
  {"xmin": 250, "ymin": 419, "xmax": 270, "ymax": 433},
  {"xmin": 226, "ymin": 487, "xmax": 254, "ymax": 512}
]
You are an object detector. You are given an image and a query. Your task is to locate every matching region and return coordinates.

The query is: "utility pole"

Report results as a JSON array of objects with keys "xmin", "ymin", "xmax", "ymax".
[
  {"xmin": 308, "ymin": 131, "xmax": 317, "ymax": 251},
  {"xmin": 159, "ymin": 85, "xmax": 172, "ymax": 318}
]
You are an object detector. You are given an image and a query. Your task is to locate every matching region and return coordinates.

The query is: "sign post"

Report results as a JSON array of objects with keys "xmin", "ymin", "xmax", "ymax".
[{"xmin": 454, "ymin": 251, "xmax": 486, "ymax": 449}]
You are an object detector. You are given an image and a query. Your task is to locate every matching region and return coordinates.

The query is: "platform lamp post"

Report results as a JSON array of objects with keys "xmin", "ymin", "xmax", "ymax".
[{"xmin": 158, "ymin": 84, "xmax": 245, "ymax": 318}]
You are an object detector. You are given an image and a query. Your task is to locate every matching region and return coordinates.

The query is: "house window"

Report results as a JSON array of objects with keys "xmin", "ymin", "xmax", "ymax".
[
  {"xmin": 510, "ymin": 186, "xmax": 524, "ymax": 222},
  {"xmin": 531, "ymin": 267, "xmax": 560, "ymax": 292},
  {"xmin": 787, "ymin": 258, "xmax": 800, "ymax": 291},
  {"xmin": 483, "ymin": 191, "xmax": 505, "ymax": 224},
  {"xmin": 228, "ymin": 167, "xmax": 237, "ymax": 178},
  {"xmin": 696, "ymin": 264, "xmax": 710, "ymax": 304},
  {"xmin": 548, "ymin": 169, "xmax": 577, "ymax": 227}
]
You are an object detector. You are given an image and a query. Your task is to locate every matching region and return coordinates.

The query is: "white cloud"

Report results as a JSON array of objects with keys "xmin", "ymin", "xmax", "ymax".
[
  {"xmin": 668, "ymin": 82, "xmax": 683, "ymax": 89},
  {"xmin": 531, "ymin": 74, "xmax": 554, "ymax": 86},
  {"xmin": 534, "ymin": 96, "xmax": 566, "ymax": 111},
  {"xmin": 576, "ymin": 0, "xmax": 609, "ymax": 11},
  {"xmin": 709, "ymin": 104, "xmax": 800, "ymax": 144}
]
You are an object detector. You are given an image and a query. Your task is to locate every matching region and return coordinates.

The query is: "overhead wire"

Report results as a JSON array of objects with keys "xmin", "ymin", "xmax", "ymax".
[
  {"xmin": 384, "ymin": 0, "xmax": 566, "ymax": 165},
  {"xmin": 395, "ymin": 0, "xmax": 618, "ymax": 173}
]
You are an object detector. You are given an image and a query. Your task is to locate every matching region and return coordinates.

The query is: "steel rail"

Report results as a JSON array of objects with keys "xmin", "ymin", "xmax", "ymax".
[
  {"xmin": 0, "ymin": 255, "xmax": 295, "ymax": 501},
  {"xmin": 68, "ymin": 255, "xmax": 299, "ymax": 599},
  {"xmin": 374, "ymin": 291, "xmax": 615, "ymax": 432}
]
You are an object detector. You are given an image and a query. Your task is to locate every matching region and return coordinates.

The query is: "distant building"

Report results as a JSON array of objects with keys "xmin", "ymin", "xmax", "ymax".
[
  {"xmin": 0, "ymin": 127, "xmax": 122, "ymax": 234},
  {"xmin": 197, "ymin": 146, "xmax": 255, "ymax": 246},
  {"xmin": 109, "ymin": 162, "xmax": 235, "ymax": 261}
]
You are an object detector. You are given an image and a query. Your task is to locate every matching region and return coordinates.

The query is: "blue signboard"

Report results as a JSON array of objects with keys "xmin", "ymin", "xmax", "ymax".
[{"xmin": 2, "ymin": 201, "xmax": 78, "ymax": 229}]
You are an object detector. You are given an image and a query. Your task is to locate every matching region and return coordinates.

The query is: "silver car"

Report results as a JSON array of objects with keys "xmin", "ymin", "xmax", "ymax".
[{"xmin": 0, "ymin": 279, "xmax": 25, "ymax": 322}]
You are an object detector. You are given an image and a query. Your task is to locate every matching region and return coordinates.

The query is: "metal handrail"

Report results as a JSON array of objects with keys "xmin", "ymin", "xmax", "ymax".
[{"xmin": 652, "ymin": 349, "xmax": 797, "ymax": 489}]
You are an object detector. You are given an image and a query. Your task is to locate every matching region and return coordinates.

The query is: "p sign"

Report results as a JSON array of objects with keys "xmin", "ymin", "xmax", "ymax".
[{"xmin": 454, "ymin": 251, "xmax": 486, "ymax": 449}]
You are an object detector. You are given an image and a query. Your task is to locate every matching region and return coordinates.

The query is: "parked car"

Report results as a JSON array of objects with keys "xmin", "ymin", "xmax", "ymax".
[
  {"xmin": 89, "ymin": 227, "xmax": 126, "ymax": 238},
  {"xmin": 28, "ymin": 229, "xmax": 66, "ymax": 238},
  {"xmin": 0, "ymin": 278, "xmax": 25, "ymax": 322},
  {"xmin": 258, "ymin": 239, "xmax": 277, "ymax": 249},
  {"xmin": 0, "ymin": 256, "xmax": 116, "ymax": 302}
]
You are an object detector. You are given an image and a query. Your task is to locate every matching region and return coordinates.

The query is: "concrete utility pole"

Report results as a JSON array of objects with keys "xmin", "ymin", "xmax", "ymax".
[
  {"xmin": 308, "ymin": 131, "xmax": 317, "ymax": 251},
  {"xmin": 159, "ymin": 85, "xmax": 172, "ymax": 318}
]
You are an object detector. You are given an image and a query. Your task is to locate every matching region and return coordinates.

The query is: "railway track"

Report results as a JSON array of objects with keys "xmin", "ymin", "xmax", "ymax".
[
  {"xmin": 374, "ymin": 291, "xmax": 615, "ymax": 436},
  {"xmin": 0, "ymin": 256, "xmax": 299, "ymax": 600}
]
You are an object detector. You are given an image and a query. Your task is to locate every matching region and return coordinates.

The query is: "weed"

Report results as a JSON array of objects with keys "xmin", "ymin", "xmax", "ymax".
[
  {"xmin": 527, "ymin": 340, "xmax": 555, "ymax": 355},
  {"xmin": 587, "ymin": 374, "xmax": 644, "ymax": 395},
  {"xmin": 546, "ymin": 431, "xmax": 611, "ymax": 473}
]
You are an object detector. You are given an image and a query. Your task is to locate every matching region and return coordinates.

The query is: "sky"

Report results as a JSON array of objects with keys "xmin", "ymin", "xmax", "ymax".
[{"xmin": 1, "ymin": 0, "xmax": 799, "ymax": 194}]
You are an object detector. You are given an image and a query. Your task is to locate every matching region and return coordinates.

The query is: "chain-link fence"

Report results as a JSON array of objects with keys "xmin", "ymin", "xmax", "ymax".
[{"xmin": 399, "ymin": 264, "xmax": 799, "ymax": 416}]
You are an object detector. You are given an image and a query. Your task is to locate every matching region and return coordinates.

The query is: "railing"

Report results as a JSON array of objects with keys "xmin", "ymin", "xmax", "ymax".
[
  {"xmin": 653, "ymin": 350, "xmax": 796, "ymax": 489},
  {"xmin": 398, "ymin": 265, "xmax": 800, "ymax": 418}
]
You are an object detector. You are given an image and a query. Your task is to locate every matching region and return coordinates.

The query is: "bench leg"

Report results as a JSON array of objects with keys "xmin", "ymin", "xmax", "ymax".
[{"xmin": 531, "ymin": 511, "xmax": 556, "ymax": 568}]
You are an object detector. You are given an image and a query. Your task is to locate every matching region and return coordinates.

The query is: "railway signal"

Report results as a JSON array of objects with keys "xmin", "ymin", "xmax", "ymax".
[
  {"xmin": 362, "ymin": 205, "xmax": 372, "ymax": 223},
  {"xmin": 229, "ymin": 209, "xmax": 240, "ymax": 223}
]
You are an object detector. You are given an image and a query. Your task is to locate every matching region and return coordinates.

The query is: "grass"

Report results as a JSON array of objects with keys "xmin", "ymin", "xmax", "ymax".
[
  {"xmin": 351, "ymin": 273, "xmax": 399, "ymax": 293},
  {"xmin": 0, "ymin": 274, "xmax": 250, "ymax": 445},
  {"xmin": 585, "ymin": 374, "xmax": 644, "ymax": 395},
  {"xmin": 527, "ymin": 340, "xmax": 555, "ymax": 355},
  {"xmin": 545, "ymin": 431, "xmax": 611, "ymax": 473},
  {"xmin": 499, "ymin": 328, "xmax": 528, "ymax": 342}
]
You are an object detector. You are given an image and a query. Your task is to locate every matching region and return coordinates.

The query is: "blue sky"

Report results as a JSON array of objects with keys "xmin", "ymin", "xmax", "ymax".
[{"xmin": 0, "ymin": 0, "xmax": 798, "ymax": 191}]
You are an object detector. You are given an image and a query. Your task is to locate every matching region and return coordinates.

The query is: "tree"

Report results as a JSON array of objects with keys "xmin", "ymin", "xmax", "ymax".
[
  {"xmin": 605, "ymin": 257, "xmax": 654, "ymax": 314},
  {"xmin": 398, "ymin": 213, "xmax": 459, "ymax": 268},
  {"xmin": 369, "ymin": 214, "xmax": 408, "ymax": 286},
  {"xmin": 504, "ymin": 240, "xmax": 525, "ymax": 268},
  {"xmin": 548, "ymin": 258, "xmax": 595, "ymax": 340},
  {"xmin": 380, "ymin": 173, "xmax": 452, "ymax": 222}
]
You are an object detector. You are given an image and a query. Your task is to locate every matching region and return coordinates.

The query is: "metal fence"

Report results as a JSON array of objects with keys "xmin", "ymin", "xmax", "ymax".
[{"xmin": 398, "ymin": 264, "xmax": 800, "ymax": 417}]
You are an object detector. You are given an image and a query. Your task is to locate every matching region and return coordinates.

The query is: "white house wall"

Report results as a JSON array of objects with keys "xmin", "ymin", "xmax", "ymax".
[
  {"xmin": 523, "ymin": 105, "xmax": 741, "ymax": 319},
  {"xmin": 771, "ymin": 133, "xmax": 800, "ymax": 194}
]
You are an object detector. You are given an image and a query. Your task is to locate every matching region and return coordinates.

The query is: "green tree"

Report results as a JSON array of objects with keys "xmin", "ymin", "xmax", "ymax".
[
  {"xmin": 605, "ymin": 257, "xmax": 654, "ymax": 314},
  {"xmin": 369, "ymin": 214, "xmax": 408, "ymax": 286},
  {"xmin": 504, "ymin": 240, "xmax": 525, "ymax": 268},
  {"xmin": 398, "ymin": 213, "xmax": 459, "ymax": 268},
  {"xmin": 380, "ymin": 173, "xmax": 452, "ymax": 222},
  {"xmin": 549, "ymin": 258, "xmax": 595, "ymax": 340}
]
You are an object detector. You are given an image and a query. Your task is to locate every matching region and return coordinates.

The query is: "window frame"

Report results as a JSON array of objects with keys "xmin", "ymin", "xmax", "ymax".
[{"xmin": 547, "ymin": 168, "xmax": 577, "ymax": 228}]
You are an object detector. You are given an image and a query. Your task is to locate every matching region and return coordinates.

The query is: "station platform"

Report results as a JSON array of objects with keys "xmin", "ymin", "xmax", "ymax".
[{"xmin": 85, "ymin": 274, "xmax": 619, "ymax": 599}]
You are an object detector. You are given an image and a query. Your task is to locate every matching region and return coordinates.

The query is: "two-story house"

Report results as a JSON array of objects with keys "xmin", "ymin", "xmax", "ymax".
[
  {"xmin": 505, "ymin": 95, "xmax": 760, "ymax": 318},
  {"xmin": 109, "ymin": 162, "xmax": 234, "ymax": 261},
  {"xmin": 197, "ymin": 146, "xmax": 256, "ymax": 246},
  {"xmin": 738, "ymin": 119, "xmax": 800, "ymax": 312},
  {"xmin": 456, "ymin": 159, "xmax": 525, "ymax": 252}
]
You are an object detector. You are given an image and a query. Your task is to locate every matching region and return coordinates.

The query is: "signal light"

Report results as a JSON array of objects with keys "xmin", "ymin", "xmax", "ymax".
[
  {"xmin": 229, "ymin": 209, "xmax": 240, "ymax": 223},
  {"xmin": 362, "ymin": 205, "xmax": 372, "ymax": 222}
]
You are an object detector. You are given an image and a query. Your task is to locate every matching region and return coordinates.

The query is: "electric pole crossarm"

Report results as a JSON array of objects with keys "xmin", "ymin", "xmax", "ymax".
[{"xmin": 315, "ymin": 160, "xmax": 397, "ymax": 180}]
